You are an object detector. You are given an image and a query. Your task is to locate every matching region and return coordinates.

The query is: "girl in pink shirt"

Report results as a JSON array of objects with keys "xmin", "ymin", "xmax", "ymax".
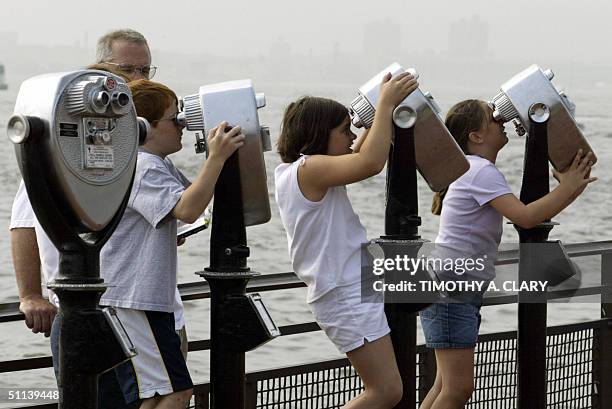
[{"xmin": 420, "ymin": 99, "xmax": 596, "ymax": 409}]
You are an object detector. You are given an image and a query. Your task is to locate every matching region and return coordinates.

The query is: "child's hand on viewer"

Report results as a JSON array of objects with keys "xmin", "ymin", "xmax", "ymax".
[
  {"xmin": 207, "ymin": 121, "xmax": 246, "ymax": 161},
  {"xmin": 553, "ymin": 149, "xmax": 597, "ymax": 199},
  {"xmin": 377, "ymin": 72, "xmax": 419, "ymax": 110}
]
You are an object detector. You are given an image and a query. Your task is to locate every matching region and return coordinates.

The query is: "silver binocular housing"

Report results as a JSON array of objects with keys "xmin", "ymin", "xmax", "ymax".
[
  {"xmin": 489, "ymin": 64, "xmax": 596, "ymax": 170},
  {"xmin": 178, "ymin": 79, "xmax": 271, "ymax": 226},
  {"xmin": 349, "ymin": 63, "xmax": 423, "ymax": 129},
  {"xmin": 349, "ymin": 63, "xmax": 469, "ymax": 192},
  {"xmin": 7, "ymin": 70, "xmax": 148, "ymax": 231}
]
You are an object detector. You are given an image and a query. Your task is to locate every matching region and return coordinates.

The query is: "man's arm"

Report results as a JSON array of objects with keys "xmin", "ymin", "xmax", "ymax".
[{"xmin": 11, "ymin": 228, "xmax": 56, "ymax": 336}]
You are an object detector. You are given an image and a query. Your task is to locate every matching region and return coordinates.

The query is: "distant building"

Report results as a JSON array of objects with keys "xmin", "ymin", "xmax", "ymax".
[
  {"xmin": 363, "ymin": 19, "xmax": 402, "ymax": 67},
  {"xmin": 267, "ymin": 38, "xmax": 295, "ymax": 80},
  {"xmin": 0, "ymin": 64, "xmax": 7, "ymax": 90},
  {"xmin": 270, "ymin": 38, "xmax": 293, "ymax": 61},
  {"xmin": 0, "ymin": 32, "xmax": 18, "ymax": 86},
  {"xmin": 448, "ymin": 15, "xmax": 489, "ymax": 60},
  {"xmin": 0, "ymin": 31, "xmax": 18, "ymax": 52}
]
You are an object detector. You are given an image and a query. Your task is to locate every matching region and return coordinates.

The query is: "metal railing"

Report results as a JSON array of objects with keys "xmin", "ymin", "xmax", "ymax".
[{"xmin": 1, "ymin": 241, "xmax": 611, "ymax": 408}]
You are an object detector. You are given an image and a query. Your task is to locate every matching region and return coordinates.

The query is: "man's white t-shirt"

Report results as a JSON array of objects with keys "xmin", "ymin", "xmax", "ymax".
[
  {"xmin": 9, "ymin": 180, "xmax": 185, "ymax": 330},
  {"xmin": 10, "ymin": 181, "xmax": 61, "ymax": 307}
]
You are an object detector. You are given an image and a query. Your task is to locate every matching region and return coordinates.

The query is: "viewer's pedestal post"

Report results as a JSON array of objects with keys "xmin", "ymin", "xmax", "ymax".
[
  {"xmin": 199, "ymin": 152, "xmax": 253, "ymax": 409},
  {"xmin": 596, "ymin": 251, "xmax": 612, "ymax": 406},
  {"xmin": 515, "ymin": 119, "xmax": 552, "ymax": 409},
  {"xmin": 198, "ymin": 152, "xmax": 278, "ymax": 409},
  {"xmin": 377, "ymin": 125, "xmax": 425, "ymax": 409},
  {"xmin": 487, "ymin": 65, "xmax": 593, "ymax": 409},
  {"xmin": 348, "ymin": 64, "xmax": 469, "ymax": 407},
  {"xmin": 53, "ymin": 248, "xmax": 131, "ymax": 409}
]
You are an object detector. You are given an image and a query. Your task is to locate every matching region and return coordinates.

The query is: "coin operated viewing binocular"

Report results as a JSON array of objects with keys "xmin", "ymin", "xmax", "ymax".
[
  {"xmin": 179, "ymin": 79, "xmax": 278, "ymax": 346},
  {"xmin": 349, "ymin": 62, "xmax": 469, "ymax": 192},
  {"xmin": 7, "ymin": 70, "xmax": 150, "ymax": 409},
  {"xmin": 8, "ymin": 70, "xmax": 149, "ymax": 233},
  {"xmin": 179, "ymin": 79, "xmax": 272, "ymax": 226},
  {"xmin": 489, "ymin": 64, "xmax": 597, "ymax": 171},
  {"xmin": 183, "ymin": 79, "xmax": 278, "ymax": 409},
  {"xmin": 490, "ymin": 66, "xmax": 594, "ymax": 294},
  {"xmin": 350, "ymin": 64, "xmax": 467, "ymax": 407}
]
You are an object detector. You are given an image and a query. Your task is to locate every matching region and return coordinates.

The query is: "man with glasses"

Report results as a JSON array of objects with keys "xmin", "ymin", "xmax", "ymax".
[
  {"xmin": 95, "ymin": 29, "xmax": 157, "ymax": 80},
  {"xmin": 9, "ymin": 28, "xmax": 183, "ymax": 408}
]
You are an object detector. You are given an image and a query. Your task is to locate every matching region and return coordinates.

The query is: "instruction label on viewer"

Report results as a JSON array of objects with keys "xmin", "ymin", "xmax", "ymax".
[{"xmin": 85, "ymin": 145, "xmax": 114, "ymax": 169}]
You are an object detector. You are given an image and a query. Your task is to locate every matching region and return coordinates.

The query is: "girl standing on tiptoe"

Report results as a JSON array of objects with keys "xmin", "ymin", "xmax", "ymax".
[
  {"xmin": 275, "ymin": 71, "xmax": 418, "ymax": 408},
  {"xmin": 420, "ymin": 99, "xmax": 596, "ymax": 409}
]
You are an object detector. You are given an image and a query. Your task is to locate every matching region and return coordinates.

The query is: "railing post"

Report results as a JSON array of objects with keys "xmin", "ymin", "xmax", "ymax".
[
  {"xmin": 418, "ymin": 346, "xmax": 437, "ymax": 405},
  {"xmin": 199, "ymin": 152, "xmax": 251, "ymax": 409},
  {"xmin": 515, "ymin": 120, "xmax": 551, "ymax": 409},
  {"xmin": 198, "ymin": 151, "xmax": 278, "ymax": 409},
  {"xmin": 596, "ymin": 252, "xmax": 612, "ymax": 408},
  {"xmin": 244, "ymin": 378, "xmax": 258, "ymax": 409},
  {"xmin": 516, "ymin": 246, "xmax": 548, "ymax": 409},
  {"xmin": 385, "ymin": 304, "xmax": 417, "ymax": 407},
  {"xmin": 194, "ymin": 391, "xmax": 210, "ymax": 409},
  {"xmin": 380, "ymin": 124, "xmax": 422, "ymax": 408}
]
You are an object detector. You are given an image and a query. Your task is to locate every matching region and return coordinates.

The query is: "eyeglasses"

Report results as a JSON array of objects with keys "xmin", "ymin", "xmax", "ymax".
[{"xmin": 103, "ymin": 62, "xmax": 157, "ymax": 79}]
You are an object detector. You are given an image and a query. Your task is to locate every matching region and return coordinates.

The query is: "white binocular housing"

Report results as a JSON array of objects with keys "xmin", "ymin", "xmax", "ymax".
[
  {"xmin": 179, "ymin": 79, "xmax": 271, "ymax": 226},
  {"xmin": 349, "ymin": 63, "xmax": 469, "ymax": 192},
  {"xmin": 490, "ymin": 64, "xmax": 596, "ymax": 170},
  {"xmin": 7, "ymin": 70, "xmax": 147, "ymax": 232},
  {"xmin": 350, "ymin": 62, "xmax": 422, "ymax": 129}
]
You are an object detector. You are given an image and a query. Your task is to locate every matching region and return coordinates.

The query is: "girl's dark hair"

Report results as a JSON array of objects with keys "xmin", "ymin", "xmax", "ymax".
[
  {"xmin": 431, "ymin": 99, "xmax": 488, "ymax": 215},
  {"xmin": 277, "ymin": 96, "xmax": 349, "ymax": 163}
]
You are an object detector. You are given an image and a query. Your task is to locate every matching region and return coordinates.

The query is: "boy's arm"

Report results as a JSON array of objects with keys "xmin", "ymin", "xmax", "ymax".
[
  {"xmin": 172, "ymin": 123, "xmax": 245, "ymax": 224},
  {"xmin": 172, "ymin": 155, "xmax": 225, "ymax": 224}
]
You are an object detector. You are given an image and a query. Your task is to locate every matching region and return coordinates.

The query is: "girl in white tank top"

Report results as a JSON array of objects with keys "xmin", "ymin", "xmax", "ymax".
[{"xmin": 275, "ymin": 72, "xmax": 419, "ymax": 409}]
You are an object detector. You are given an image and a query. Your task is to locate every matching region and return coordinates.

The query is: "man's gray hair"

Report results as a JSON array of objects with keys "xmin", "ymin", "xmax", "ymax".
[{"xmin": 96, "ymin": 29, "xmax": 149, "ymax": 63}]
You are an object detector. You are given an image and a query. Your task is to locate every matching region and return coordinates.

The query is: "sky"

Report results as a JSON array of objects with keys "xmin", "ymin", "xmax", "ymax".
[{"xmin": 2, "ymin": 0, "xmax": 611, "ymax": 63}]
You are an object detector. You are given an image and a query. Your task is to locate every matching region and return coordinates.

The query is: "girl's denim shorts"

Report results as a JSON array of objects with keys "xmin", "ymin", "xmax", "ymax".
[{"xmin": 419, "ymin": 301, "xmax": 482, "ymax": 349}]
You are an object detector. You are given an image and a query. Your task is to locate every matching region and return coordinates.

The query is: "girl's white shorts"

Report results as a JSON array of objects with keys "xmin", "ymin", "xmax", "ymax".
[{"xmin": 309, "ymin": 281, "xmax": 390, "ymax": 353}]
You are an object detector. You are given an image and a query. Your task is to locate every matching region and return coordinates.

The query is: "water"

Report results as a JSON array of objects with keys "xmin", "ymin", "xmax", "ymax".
[{"xmin": 0, "ymin": 74, "xmax": 609, "ymax": 395}]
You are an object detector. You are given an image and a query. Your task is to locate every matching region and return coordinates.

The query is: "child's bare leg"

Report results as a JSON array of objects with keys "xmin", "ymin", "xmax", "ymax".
[
  {"xmin": 430, "ymin": 348, "xmax": 475, "ymax": 409},
  {"xmin": 419, "ymin": 368, "xmax": 443, "ymax": 409},
  {"xmin": 139, "ymin": 396, "xmax": 160, "ymax": 409},
  {"xmin": 343, "ymin": 335, "xmax": 403, "ymax": 409},
  {"xmin": 138, "ymin": 389, "xmax": 192, "ymax": 409}
]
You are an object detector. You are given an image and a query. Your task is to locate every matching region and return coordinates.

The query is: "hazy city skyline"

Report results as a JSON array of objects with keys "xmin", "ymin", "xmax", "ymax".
[
  {"xmin": 2, "ymin": 0, "xmax": 611, "ymax": 60},
  {"xmin": 1, "ymin": 0, "xmax": 611, "ymax": 109}
]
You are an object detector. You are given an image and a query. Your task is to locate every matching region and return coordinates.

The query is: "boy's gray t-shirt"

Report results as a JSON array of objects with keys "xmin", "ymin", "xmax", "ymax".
[{"xmin": 100, "ymin": 150, "xmax": 190, "ymax": 312}]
